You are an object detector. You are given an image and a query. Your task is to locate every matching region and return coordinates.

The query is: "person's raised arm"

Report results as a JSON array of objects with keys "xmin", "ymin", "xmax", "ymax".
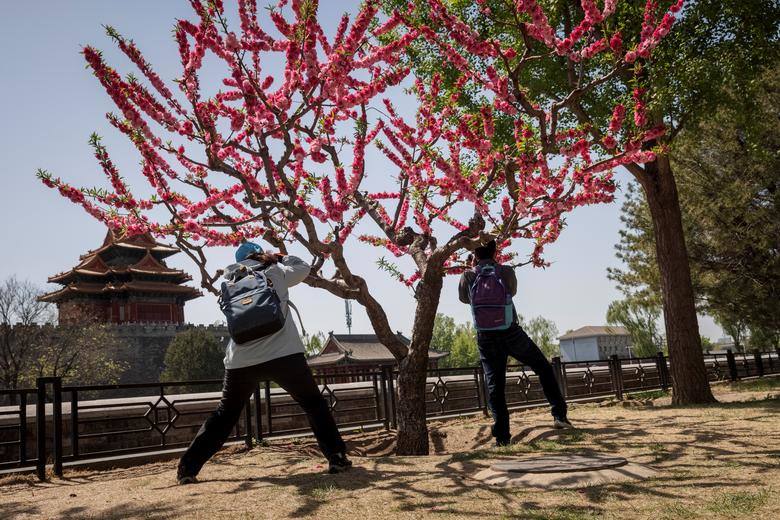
[
  {"xmin": 277, "ymin": 255, "xmax": 310, "ymax": 288},
  {"xmin": 458, "ymin": 273, "xmax": 471, "ymax": 304},
  {"xmin": 503, "ymin": 266, "xmax": 518, "ymax": 296}
]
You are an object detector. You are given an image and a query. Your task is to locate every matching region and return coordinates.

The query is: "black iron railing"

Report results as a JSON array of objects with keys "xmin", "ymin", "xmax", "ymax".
[{"xmin": 0, "ymin": 348, "xmax": 777, "ymax": 480}]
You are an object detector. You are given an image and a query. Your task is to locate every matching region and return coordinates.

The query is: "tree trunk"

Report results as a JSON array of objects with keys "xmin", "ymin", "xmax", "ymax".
[
  {"xmin": 394, "ymin": 267, "xmax": 444, "ymax": 455},
  {"xmin": 636, "ymin": 156, "xmax": 716, "ymax": 404}
]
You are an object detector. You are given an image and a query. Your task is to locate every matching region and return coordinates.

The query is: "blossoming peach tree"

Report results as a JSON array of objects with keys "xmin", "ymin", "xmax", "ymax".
[{"xmin": 39, "ymin": 0, "xmax": 677, "ymax": 454}]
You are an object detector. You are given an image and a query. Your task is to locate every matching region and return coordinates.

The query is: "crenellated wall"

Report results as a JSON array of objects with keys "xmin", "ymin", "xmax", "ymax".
[{"xmin": 109, "ymin": 323, "xmax": 230, "ymax": 384}]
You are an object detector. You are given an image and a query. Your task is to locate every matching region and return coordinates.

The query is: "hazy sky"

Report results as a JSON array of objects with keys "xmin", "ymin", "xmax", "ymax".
[{"xmin": 0, "ymin": 1, "xmax": 723, "ymax": 340}]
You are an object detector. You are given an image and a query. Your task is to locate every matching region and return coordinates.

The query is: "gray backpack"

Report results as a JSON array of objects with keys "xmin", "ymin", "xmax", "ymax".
[{"xmin": 219, "ymin": 260, "xmax": 286, "ymax": 344}]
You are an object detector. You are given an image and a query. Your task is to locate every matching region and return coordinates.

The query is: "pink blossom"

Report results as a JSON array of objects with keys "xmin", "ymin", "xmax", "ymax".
[{"xmin": 42, "ymin": 0, "xmax": 679, "ymax": 286}]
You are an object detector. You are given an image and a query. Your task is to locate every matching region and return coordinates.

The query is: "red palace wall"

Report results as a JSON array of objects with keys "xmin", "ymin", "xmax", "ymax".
[
  {"xmin": 63, "ymin": 300, "xmax": 185, "ymax": 324},
  {"xmin": 58, "ymin": 300, "xmax": 110, "ymax": 324}
]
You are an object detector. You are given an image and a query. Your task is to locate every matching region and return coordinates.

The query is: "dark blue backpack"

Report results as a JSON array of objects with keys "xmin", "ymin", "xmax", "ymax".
[
  {"xmin": 469, "ymin": 264, "xmax": 513, "ymax": 331},
  {"xmin": 219, "ymin": 260, "xmax": 286, "ymax": 344}
]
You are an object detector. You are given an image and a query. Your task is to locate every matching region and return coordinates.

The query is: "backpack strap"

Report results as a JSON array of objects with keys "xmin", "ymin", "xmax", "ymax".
[
  {"xmin": 287, "ymin": 300, "xmax": 307, "ymax": 336},
  {"xmin": 223, "ymin": 260, "xmax": 307, "ymax": 336},
  {"xmin": 468, "ymin": 263, "xmax": 498, "ymax": 298}
]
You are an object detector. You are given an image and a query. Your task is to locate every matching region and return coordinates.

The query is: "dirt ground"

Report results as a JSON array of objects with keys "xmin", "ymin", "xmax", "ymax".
[{"xmin": 1, "ymin": 378, "xmax": 779, "ymax": 519}]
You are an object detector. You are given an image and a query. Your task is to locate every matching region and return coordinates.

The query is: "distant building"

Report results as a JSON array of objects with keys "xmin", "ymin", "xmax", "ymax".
[
  {"xmin": 713, "ymin": 337, "xmax": 737, "ymax": 351},
  {"xmin": 558, "ymin": 326, "xmax": 632, "ymax": 362},
  {"xmin": 40, "ymin": 229, "xmax": 201, "ymax": 324},
  {"xmin": 38, "ymin": 229, "xmax": 221, "ymax": 384},
  {"xmin": 307, "ymin": 332, "xmax": 449, "ymax": 382}
]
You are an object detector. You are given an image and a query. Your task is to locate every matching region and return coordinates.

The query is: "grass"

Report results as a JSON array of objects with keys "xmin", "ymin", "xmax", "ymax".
[
  {"xmin": 731, "ymin": 376, "xmax": 780, "ymax": 393},
  {"xmin": 625, "ymin": 389, "xmax": 670, "ymax": 400},
  {"xmin": 302, "ymin": 482, "xmax": 340, "ymax": 499},
  {"xmin": 659, "ymin": 503, "xmax": 696, "ymax": 520},
  {"xmin": 647, "ymin": 442, "xmax": 670, "ymax": 462},
  {"xmin": 2, "ymin": 378, "xmax": 778, "ymax": 519},
  {"xmin": 501, "ymin": 506, "xmax": 603, "ymax": 520},
  {"xmin": 706, "ymin": 489, "xmax": 770, "ymax": 516},
  {"xmin": 448, "ymin": 430, "xmax": 587, "ymax": 462}
]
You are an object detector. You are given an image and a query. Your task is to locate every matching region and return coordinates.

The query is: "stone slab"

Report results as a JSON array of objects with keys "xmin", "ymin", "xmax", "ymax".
[
  {"xmin": 468, "ymin": 454, "xmax": 657, "ymax": 490},
  {"xmin": 491, "ymin": 454, "xmax": 627, "ymax": 474}
]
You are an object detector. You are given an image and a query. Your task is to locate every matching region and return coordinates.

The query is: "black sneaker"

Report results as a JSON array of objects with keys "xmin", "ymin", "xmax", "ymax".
[
  {"xmin": 495, "ymin": 438, "xmax": 511, "ymax": 447},
  {"xmin": 328, "ymin": 453, "xmax": 353, "ymax": 474},
  {"xmin": 177, "ymin": 464, "xmax": 198, "ymax": 485},
  {"xmin": 553, "ymin": 416, "xmax": 575, "ymax": 430}
]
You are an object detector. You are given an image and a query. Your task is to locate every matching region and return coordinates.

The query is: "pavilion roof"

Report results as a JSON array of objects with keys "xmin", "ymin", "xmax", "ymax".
[
  {"xmin": 79, "ymin": 229, "xmax": 179, "ymax": 260},
  {"xmin": 307, "ymin": 333, "xmax": 448, "ymax": 367},
  {"xmin": 49, "ymin": 251, "xmax": 191, "ymax": 284},
  {"xmin": 39, "ymin": 280, "xmax": 201, "ymax": 303}
]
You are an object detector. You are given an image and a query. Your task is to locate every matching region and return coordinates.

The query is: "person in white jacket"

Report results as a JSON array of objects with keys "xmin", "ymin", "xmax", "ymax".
[{"xmin": 177, "ymin": 242, "xmax": 351, "ymax": 484}]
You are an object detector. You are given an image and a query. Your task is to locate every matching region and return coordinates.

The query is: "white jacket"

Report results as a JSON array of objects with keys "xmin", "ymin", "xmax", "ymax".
[{"xmin": 223, "ymin": 255, "xmax": 309, "ymax": 369}]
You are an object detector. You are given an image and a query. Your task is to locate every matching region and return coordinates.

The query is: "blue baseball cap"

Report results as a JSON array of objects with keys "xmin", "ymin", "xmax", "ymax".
[{"xmin": 235, "ymin": 241, "xmax": 264, "ymax": 262}]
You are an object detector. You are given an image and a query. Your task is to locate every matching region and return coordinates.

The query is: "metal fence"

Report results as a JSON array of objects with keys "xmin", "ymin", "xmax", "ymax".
[{"xmin": 0, "ymin": 348, "xmax": 777, "ymax": 480}]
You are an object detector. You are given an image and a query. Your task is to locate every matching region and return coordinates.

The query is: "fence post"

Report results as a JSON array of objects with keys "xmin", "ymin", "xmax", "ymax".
[
  {"xmin": 610, "ymin": 355, "xmax": 624, "ymax": 400},
  {"xmin": 253, "ymin": 385, "xmax": 263, "ymax": 441},
  {"xmin": 753, "ymin": 350, "xmax": 764, "ymax": 378},
  {"xmin": 656, "ymin": 352, "xmax": 669, "ymax": 391},
  {"xmin": 264, "ymin": 381, "xmax": 273, "ymax": 436},
  {"xmin": 388, "ymin": 369, "xmax": 398, "ymax": 430},
  {"xmin": 52, "ymin": 378, "xmax": 63, "ymax": 477},
  {"xmin": 380, "ymin": 367, "xmax": 390, "ymax": 430},
  {"xmin": 551, "ymin": 357, "xmax": 567, "ymax": 398},
  {"xmin": 244, "ymin": 400, "xmax": 253, "ymax": 448},
  {"xmin": 472, "ymin": 367, "xmax": 483, "ymax": 413},
  {"xmin": 726, "ymin": 349, "xmax": 738, "ymax": 381},
  {"xmin": 35, "ymin": 378, "xmax": 46, "ymax": 481},
  {"xmin": 70, "ymin": 389, "xmax": 79, "ymax": 459},
  {"xmin": 478, "ymin": 365, "xmax": 489, "ymax": 417},
  {"xmin": 371, "ymin": 372, "xmax": 381, "ymax": 422},
  {"xmin": 18, "ymin": 392, "xmax": 28, "ymax": 466}
]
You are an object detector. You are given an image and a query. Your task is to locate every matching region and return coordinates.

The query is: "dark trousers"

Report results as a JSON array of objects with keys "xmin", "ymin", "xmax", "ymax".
[
  {"xmin": 478, "ymin": 324, "xmax": 567, "ymax": 442},
  {"xmin": 179, "ymin": 353, "xmax": 345, "ymax": 477}
]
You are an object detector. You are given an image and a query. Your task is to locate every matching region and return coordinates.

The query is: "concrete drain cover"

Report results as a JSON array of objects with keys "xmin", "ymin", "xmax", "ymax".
[
  {"xmin": 468, "ymin": 454, "xmax": 656, "ymax": 489},
  {"xmin": 491, "ymin": 454, "xmax": 627, "ymax": 474}
]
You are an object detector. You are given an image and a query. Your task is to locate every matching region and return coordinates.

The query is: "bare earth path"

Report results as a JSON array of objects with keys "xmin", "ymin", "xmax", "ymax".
[{"xmin": 2, "ymin": 379, "xmax": 779, "ymax": 519}]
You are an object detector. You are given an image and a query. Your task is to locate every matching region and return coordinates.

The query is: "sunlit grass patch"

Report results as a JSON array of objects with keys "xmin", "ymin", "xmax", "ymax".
[
  {"xmin": 528, "ymin": 430, "xmax": 588, "ymax": 452},
  {"xmin": 705, "ymin": 489, "xmax": 769, "ymax": 516},
  {"xmin": 302, "ymin": 482, "xmax": 339, "ymax": 499},
  {"xmin": 647, "ymin": 442, "xmax": 670, "ymax": 462},
  {"xmin": 659, "ymin": 502, "xmax": 697, "ymax": 519},
  {"xmin": 625, "ymin": 389, "xmax": 670, "ymax": 400},
  {"xmin": 502, "ymin": 505, "xmax": 603, "ymax": 520},
  {"xmin": 732, "ymin": 376, "xmax": 780, "ymax": 393},
  {"xmin": 450, "ymin": 442, "xmax": 534, "ymax": 462}
]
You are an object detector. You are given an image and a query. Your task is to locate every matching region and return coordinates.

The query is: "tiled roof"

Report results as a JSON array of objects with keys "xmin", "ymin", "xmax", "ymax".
[
  {"xmin": 307, "ymin": 333, "xmax": 448, "ymax": 366},
  {"xmin": 306, "ymin": 352, "xmax": 346, "ymax": 367},
  {"xmin": 558, "ymin": 326, "xmax": 630, "ymax": 341},
  {"xmin": 41, "ymin": 228, "xmax": 199, "ymax": 304},
  {"xmin": 80, "ymin": 230, "xmax": 179, "ymax": 260},
  {"xmin": 49, "ymin": 251, "xmax": 189, "ymax": 284},
  {"xmin": 39, "ymin": 281, "xmax": 201, "ymax": 303}
]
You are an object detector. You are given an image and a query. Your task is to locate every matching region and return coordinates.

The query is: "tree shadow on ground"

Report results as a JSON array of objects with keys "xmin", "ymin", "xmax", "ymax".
[
  {"xmin": 9, "ymin": 390, "xmax": 778, "ymax": 519},
  {"xmin": 56, "ymin": 501, "xmax": 178, "ymax": 519},
  {"xmin": 0, "ymin": 500, "xmax": 40, "ymax": 518}
]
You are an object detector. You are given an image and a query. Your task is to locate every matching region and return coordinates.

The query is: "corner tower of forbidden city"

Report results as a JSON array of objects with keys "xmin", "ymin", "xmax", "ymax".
[{"xmin": 39, "ymin": 229, "xmax": 201, "ymax": 324}]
